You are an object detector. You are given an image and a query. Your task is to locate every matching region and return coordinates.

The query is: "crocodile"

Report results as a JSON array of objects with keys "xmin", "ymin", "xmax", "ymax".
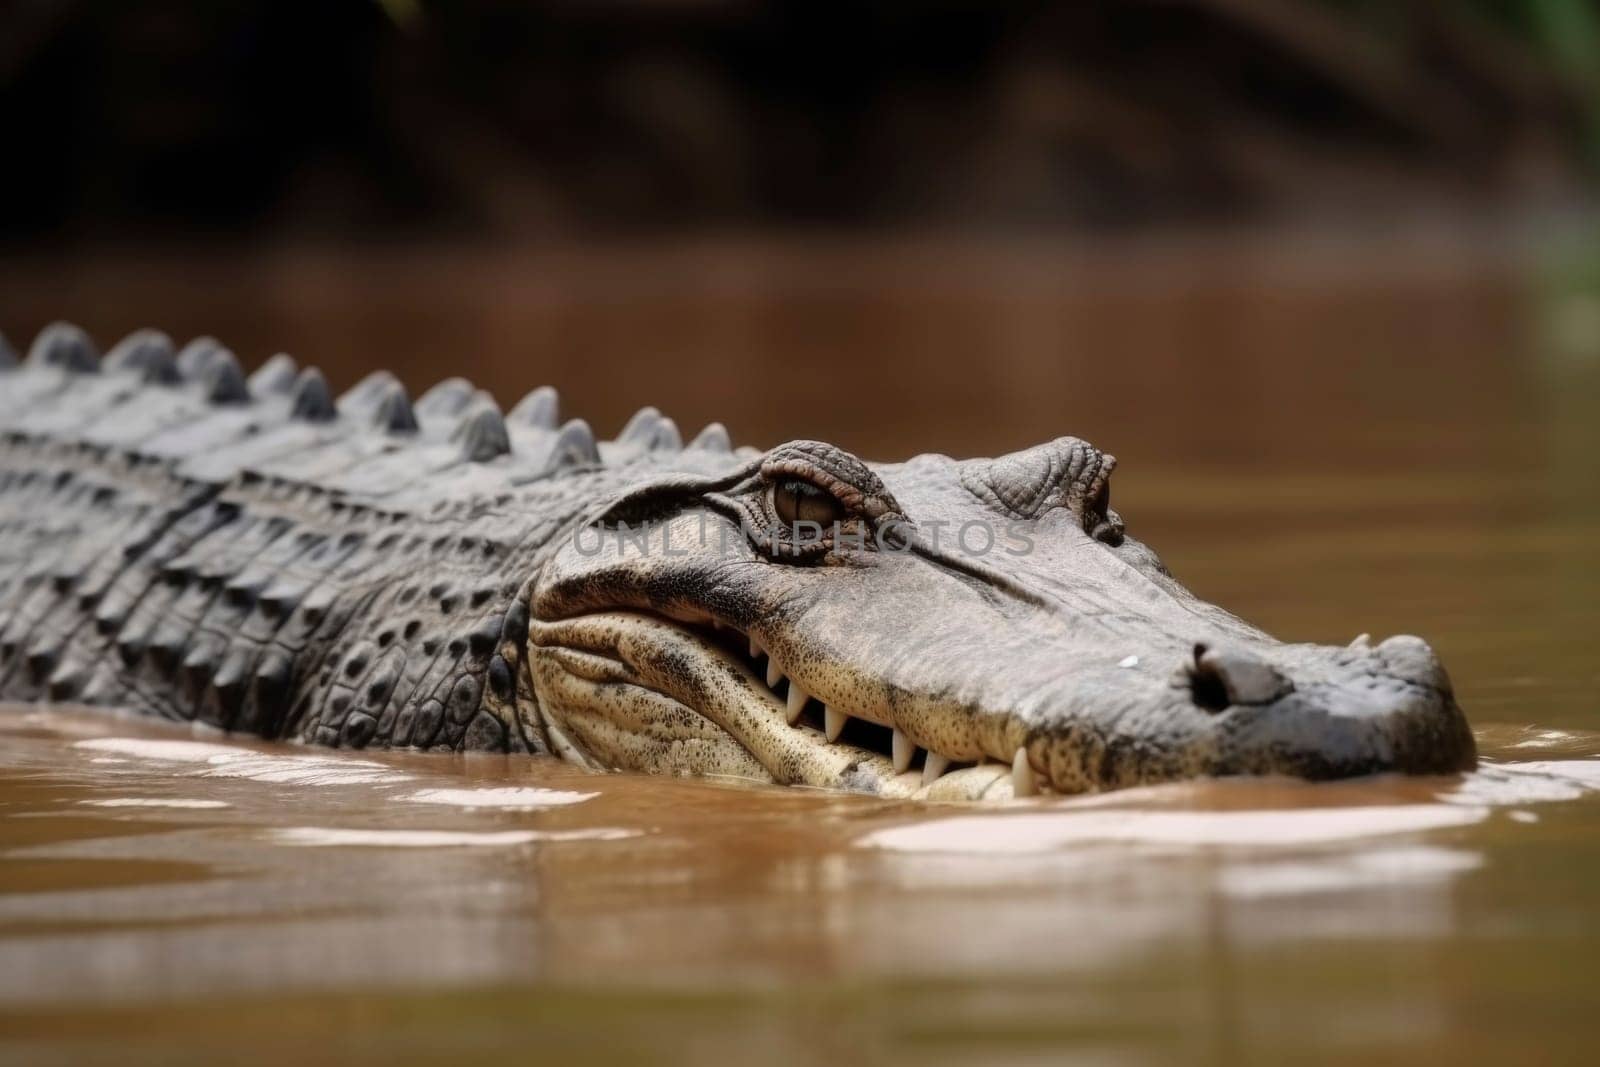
[{"xmin": 0, "ymin": 322, "xmax": 1476, "ymax": 800}]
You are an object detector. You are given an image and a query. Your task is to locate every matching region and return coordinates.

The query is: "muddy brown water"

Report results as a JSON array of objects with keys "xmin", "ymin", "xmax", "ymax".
[{"xmin": 1, "ymin": 230, "xmax": 1598, "ymax": 1064}]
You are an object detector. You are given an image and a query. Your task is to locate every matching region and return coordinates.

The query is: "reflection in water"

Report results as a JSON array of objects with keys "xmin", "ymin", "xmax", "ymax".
[
  {"xmin": 80, "ymin": 798, "xmax": 231, "ymax": 810},
  {"xmin": 1, "ymin": 712, "xmax": 1597, "ymax": 1010},
  {"xmin": 401, "ymin": 786, "xmax": 598, "ymax": 810},
  {"xmin": 74, "ymin": 737, "xmax": 415, "ymax": 786},
  {"xmin": 859, "ymin": 804, "xmax": 1491, "ymax": 854},
  {"xmin": 1213, "ymin": 846, "xmax": 1482, "ymax": 899},
  {"xmin": 2, "ymin": 709, "xmax": 1599, "ymax": 1063},
  {"xmin": 268, "ymin": 827, "xmax": 637, "ymax": 847}
]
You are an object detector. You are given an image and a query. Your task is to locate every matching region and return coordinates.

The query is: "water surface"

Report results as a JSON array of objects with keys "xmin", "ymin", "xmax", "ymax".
[{"xmin": 1, "ymin": 231, "xmax": 1598, "ymax": 1064}]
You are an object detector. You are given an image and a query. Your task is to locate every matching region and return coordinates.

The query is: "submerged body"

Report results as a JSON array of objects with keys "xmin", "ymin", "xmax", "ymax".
[{"xmin": 0, "ymin": 323, "xmax": 1475, "ymax": 799}]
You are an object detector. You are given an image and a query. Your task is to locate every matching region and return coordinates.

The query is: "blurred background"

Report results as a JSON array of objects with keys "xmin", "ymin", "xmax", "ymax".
[
  {"xmin": 0, "ymin": 1, "xmax": 1597, "ymax": 453},
  {"xmin": 4, "ymin": 1, "xmax": 1600, "ymax": 237}
]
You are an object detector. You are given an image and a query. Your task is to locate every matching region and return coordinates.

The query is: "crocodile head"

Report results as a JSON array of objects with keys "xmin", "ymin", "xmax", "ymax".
[{"xmin": 528, "ymin": 437, "xmax": 1476, "ymax": 799}]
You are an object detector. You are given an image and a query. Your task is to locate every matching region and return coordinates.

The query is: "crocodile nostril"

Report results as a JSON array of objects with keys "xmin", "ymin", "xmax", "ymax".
[
  {"xmin": 1187, "ymin": 643, "xmax": 1231, "ymax": 711},
  {"xmin": 1187, "ymin": 642, "xmax": 1294, "ymax": 710}
]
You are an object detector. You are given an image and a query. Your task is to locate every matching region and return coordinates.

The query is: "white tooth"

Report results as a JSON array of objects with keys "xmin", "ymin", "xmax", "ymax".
[
  {"xmin": 1350, "ymin": 633, "xmax": 1371, "ymax": 649},
  {"xmin": 785, "ymin": 683, "xmax": 809, "ymax": 725},
  {"xmin": 766, "ymin": 658, "xmax": 783, "ymax": 688},
  {"xmin": 749, "ymin": 633, "xmax": 763, "ymax": 658},
  {"xmin": 1011, "ymin": 748, "xmax": 1038, "ymax": 797},
  {"xmin": 892, "ymin": 729, "xmax": 916, "ymax": 774},
  {"xmin": 922, "ymin": 752, "xmax": 950, "ymax": 785},
  {"xmin": 824, "ymin": 705, "xmax": 847, "ymax": 743}
]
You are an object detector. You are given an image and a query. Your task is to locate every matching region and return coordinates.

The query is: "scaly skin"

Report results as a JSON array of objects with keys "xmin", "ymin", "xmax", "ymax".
[{"xmin": 0, "ymin": 322, "xmax": 1476, "ymax": 800}]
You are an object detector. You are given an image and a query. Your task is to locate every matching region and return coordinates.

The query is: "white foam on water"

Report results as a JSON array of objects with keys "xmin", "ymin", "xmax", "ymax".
[
  {"xmin": 1446, "ymin": 759, "xmax": 1600, "ymax": 806},
  {"xmin": 267, "ymin": 826, "xmax": 639, "ymax": 848},
  {"xmin": 402, "ymin": 786, "xmax": 597, "ymax": 810},
  {"xmin": 76, "ymin": 738, "xmax": 241, "ymax": 762},
  {"xmin": 74, "ymin": 737, "xmax": 414, "ymax": 787},
  {"xmin": 1216, "ymin": 845, "xmax": 1482, "ymax": 899},
  {"xmin": 1495, "ymin": 759, "xmax": 1600, "ymax": 786},
  {"xmin": 80, "ymin": 798, "xmax": 231, "ymax": 810},
  {"xmin": 861, "ymin": 803, "xmax": 1490, "ymax": 855},
  {"xmin": 1508, "ymin": 729, "xmax": 1592, "ymax": 750}
]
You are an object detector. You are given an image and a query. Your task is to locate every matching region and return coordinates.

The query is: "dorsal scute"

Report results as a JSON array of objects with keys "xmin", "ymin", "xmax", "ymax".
[
  {"xmin": 249, "ymin": 353, "xmax": 299, "ymax": 395},
  {"xmin": 290, "ymin": 368, "xmax": 337, "ymax": 422},
  {"xmin": 688, "ymin": 422, "xmax": 732, "ymax": 452},
  {"xmin": 176, "ymin": 336, "xmax": 225, "ymax": 379},
  {"xmin": 454, "ymin": 404, "xmax": 511, "ymax": 462},
  {"xmin": 416, "ymin": 377, "xmax": 477, "ymax": 418},
  {"xmin": 654, "ymin": 417, "xmax": 683, "ymax": 451},
  {"xmin": 200, "ymin": 349, "xmax": 252, "ymax": 405},
  {"xmin": 105, "ymin": 329, "xmax": 177, "ymax": 382},
  {"xmin": 618, "ymin": 405, "xmax": 660, "ymax": 444},
  {"xmin": 617, "ymin": 406, "xmax": 682, "ymax": 452},
  {"xmin": 550, "ymin": 418, "xmax": 600, "ymax": 469},
  {"xmin": 340, "ymin": 370, "xmax": 403, "ymax": 411},
  {"xmin": 372, "ymin": 381, "xmax": 419, "ymax": 434},
  {"xmin": 509, "ymin": 385, "xmax": 559, "ymax": 429},
  {"xmin": 28, "ymin": 322, "xmax": 99, "ymax": 372}
]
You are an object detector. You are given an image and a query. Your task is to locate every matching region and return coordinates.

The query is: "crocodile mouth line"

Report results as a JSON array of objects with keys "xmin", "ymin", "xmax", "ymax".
[{"xmin": 528, "ymin": 610, "xmax": 1045, "ymax": 800}]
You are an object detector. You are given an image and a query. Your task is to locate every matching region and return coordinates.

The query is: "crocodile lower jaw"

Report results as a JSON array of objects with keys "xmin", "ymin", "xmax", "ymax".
[{"xmin": 528, "ymin": 611, "xmax": 1044, "ymax": 800}]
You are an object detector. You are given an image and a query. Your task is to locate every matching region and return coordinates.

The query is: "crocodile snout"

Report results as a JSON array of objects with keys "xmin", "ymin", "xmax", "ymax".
[{"xmin": 1373, "ymin": 633, "xmax": 1453, "ymax": 694}]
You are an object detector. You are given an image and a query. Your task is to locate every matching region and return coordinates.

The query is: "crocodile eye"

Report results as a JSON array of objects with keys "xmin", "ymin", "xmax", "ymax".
[{"xmin": 771, "ymin": 478, "xmax": 845, "ymax": 527}]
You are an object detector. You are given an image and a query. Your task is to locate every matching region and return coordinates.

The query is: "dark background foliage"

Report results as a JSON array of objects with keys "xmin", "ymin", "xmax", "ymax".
[{"xmin": 2, "ymin": 0, "xmax": 1595, "ymax": 241}]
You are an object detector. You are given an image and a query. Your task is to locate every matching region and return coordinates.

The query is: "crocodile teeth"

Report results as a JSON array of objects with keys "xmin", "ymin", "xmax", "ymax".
[
  {"xmin": 892, "ymin": 729, "xmax": 916, "ymax": 774},
  {"xmin": 785, "ymin": 682, "xmax": 809, "ymax": 725},
  {"xmin": 922, "ymin": 752, "xmax": 950, "ymax": 785},
  {"xmin": 1011, "ymin": 748, "xmax": 1039, "ymax": 797},
  {"xmin": 824, "ymin": 705, "xmax": 847, "ymax": 743},
  {"xmin": 749, "ymin": 633, "xmax": 763, "ymax": 659},
  {"xmin": 766, "ymin": 658, "xmax": 783, "ymax": 688}
]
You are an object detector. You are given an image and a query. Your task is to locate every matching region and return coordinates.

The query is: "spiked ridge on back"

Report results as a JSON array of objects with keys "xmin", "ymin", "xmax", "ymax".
[
  {"xmin": 176, "ymin": 336, "xmax": 225, "ymax": 379},
  {"xmin": 28, "ymin": 322, "xmax": 99, "ymax": 372},
  {"xmin": 371, "ymin": 382, "xmax": 419, "ymax": 434},
  {"xmin": 0, "ymin": 321, "xmax": 726, "ymax": 759},
  {"xmin": 290, "ymin": 368, "xmax": 336, "ymax": 422},
  {"xmin": 104, "ymin": 330, "xmax": 177, "ymax": 381},
  {"xmin": 249, "ymin": 354, "xmax": 299, "ymax": 395},
  {"xmin": 509, "ymin": 386, "xmax": 559, "ymax": 429}
]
